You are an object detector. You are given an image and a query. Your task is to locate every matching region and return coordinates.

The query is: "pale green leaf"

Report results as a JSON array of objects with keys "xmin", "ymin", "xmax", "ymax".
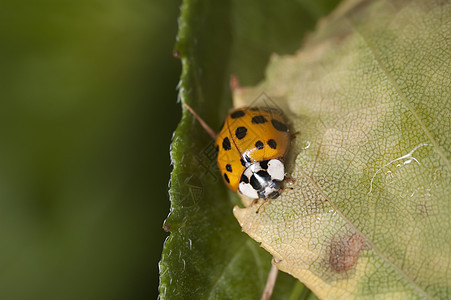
[{"xmin": 234, "ymin": 0, "xmax": 451, "ymax": 298}]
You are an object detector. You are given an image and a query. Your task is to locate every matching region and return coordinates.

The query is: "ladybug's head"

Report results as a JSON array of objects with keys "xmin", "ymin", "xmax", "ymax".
[{"xmin": 238, "ymin": 159, "xmax": 285, "ymax": 199}]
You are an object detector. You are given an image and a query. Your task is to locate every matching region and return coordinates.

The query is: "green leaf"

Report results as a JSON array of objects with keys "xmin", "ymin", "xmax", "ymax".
[
  {"xmin": 160, "ymin": 0, "xmax": 340, "ymax": 299},
  {"xmin": 234, "ymin": 0, "xmax": 451, "ymax": 298}
]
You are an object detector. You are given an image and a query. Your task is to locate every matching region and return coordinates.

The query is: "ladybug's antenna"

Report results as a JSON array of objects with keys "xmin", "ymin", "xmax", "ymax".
[{"xmin": 183, "ymin": 103, "xmax": 217, "ymax": 140}]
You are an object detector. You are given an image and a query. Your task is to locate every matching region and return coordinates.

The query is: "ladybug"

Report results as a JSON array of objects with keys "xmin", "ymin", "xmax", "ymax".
[
  {"xmin": 216, "ymin": 107, "xmax": 290, "ymax": 199},
  {"xmin": 184, "ymin": 104, "xmax": 291, "ymax": 200}
]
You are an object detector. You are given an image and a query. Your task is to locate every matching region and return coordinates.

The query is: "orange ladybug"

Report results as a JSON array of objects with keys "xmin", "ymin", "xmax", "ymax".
[{"xmin": 184, "ymin": 105, "xmax": 290, "ymax": 199}]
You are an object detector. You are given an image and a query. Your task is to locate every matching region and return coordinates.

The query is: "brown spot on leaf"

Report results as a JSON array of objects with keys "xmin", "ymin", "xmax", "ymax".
[{"xmin": 329, "ymin": 233, "xmax": 364, "ymax": 272}]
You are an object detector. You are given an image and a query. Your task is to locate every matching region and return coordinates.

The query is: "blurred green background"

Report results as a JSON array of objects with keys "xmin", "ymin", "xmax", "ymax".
[{"xmin": 0, "ymin": 0, "xmax": 181, "ymax": 298}]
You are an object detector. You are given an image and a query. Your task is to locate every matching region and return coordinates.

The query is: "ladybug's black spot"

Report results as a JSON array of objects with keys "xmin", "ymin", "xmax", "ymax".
[
  {"xmin": 252, "ymin": 115, "xmax": 268, "ymax": 124},
  {"xmin": 240, "ymin": 158, "xmax": 246, "ymax": 167},
  {"xmin": 231, "ymin": 110, "xmax": 245, "ymax": 119},
  {"xmin": 268, "ymin": 191, "xmax": 280, "ymax": 199},
  {"xmin": 235, "ymin": 127, "xmax": 247, "ymax": 140},
  {"xmin": 271, "ymin": 119, "xmax": 288, "ymax": 132},
  {"xmin": 223, "ymin": 173, "xmax": 230, "ymax": 183},
  {"xmin": 270, "ymin": 180, "xmax": 281, "ymax": 190},
  {"xmin": 260, "ymin": 160, "xmax": 269, "ymax": 170},
  {"xmin": 255, "ymin": 140, "xmax": 264, "ymax": 150},
  {"xmin": 268, "ymin": 139, "xmax": 277, "ymax": 149},
  {"xmin": 226, "ymin": 164, "xmax": 232, "ymax": 172},
  {"xmin": 256, "ymin": 170, "xmax": 271, "ymax": 182},
  {"xmin": 250, "ymin": 175, "xmax": 262, "ymax": 190},
  {"xmin": 222, "ymin": 137, "xmax": 231, "ymax": 150},
  {"xmin": 240, "ymin": 174, "xmax": 249, "ymax": 184},
  {"xmin": 240, "ymin": 155, "xmax": 251, "ymax": 167},
  {"xmin": 215, "ymin": 145, "xmax": 219, "ymax": 152}
]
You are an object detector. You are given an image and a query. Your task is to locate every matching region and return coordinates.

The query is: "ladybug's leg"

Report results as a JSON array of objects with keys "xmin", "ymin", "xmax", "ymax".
[
  {"xmin": 284, "ymin": 176, "xmax": 295, "ymax": 184},
  {"xmin": 255, "ymin": 189, "xmax": 281, "ymax": 214},
  {"xmin": 283, "ymin": 186, "xmax": 294, "ymax": 191},
  {"xmin": 282, "ymin": 177, "xmax": 295, "ymax": 193},
  {"xmin": 290, "ymin": 131, "xmax": 300, "ymax": 140},
  {"xmin": 256, "ymin": 201, "xmax": 268, "ymax": 214}
]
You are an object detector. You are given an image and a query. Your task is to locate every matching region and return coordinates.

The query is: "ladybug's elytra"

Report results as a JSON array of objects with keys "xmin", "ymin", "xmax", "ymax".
[
  {"xmin": 215, "ymin": 107, "xmax": 290, "ymax": 199},
  {"xmin": 184, "ymin": 104, "xmax": 291, "ymax": 200}
]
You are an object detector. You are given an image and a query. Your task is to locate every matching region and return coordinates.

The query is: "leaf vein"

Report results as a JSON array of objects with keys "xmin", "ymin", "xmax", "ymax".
[
  {"xmin": 354, "ymin": 27, "xmax": 450, "ymax": 170},
  {"xmin": 299, "ymin": 167, "xmax": 433, "ymax": 300}
]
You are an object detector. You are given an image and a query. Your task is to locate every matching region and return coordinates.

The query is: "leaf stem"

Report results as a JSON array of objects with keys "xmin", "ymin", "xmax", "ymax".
[{"xmin": 260, "ymin": 263, "xmax": 279, "ymax": 300}]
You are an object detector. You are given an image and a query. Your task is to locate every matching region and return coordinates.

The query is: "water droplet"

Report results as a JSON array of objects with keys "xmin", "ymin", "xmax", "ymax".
[
  {"xmin": 368, "ymin": 143, "xmax": 429, "ymax": 194},
  {"xmin": 304, "ymin": 141, "xmax": 311, "ymax": 149}
]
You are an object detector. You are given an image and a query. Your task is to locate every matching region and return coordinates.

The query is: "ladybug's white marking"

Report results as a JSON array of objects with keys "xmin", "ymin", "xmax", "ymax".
[
  {"xmin": 239, "ymin": 182, "xmax": 259, "ymax": 199},
  {"xmin": 238, "ymin": 159, "xmax": 285, "ymax": 199},
  {"xmin": 267, "ymin": 159, "xmax": 285, "ymax": 181}
]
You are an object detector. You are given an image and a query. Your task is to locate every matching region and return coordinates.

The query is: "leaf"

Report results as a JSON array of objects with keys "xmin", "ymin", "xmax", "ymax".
[
  {"xmin": 233, "ymin": 0, "xmax": 451, "ymax": 298},
  {"xmin": 160, "ymin": 0, "xmax": 341, "ymax": 299}
]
